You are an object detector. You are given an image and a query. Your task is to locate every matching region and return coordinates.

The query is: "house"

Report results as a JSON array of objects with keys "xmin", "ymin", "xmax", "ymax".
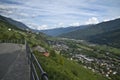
[
  {"xmin": 43, "ymin": 52, "xmax": 50, "ymax": 57},
  {"xmin": 32, "ymin": 46, "xmax": 50, "ymax": 57}
]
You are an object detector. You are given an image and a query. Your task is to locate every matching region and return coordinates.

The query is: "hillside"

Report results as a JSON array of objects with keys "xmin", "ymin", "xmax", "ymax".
[
  {"xmin": 0, "ymin": 15, "xmax": 48, "ymax": 47},
  {"xmin": 0, "ymin": 15, "xmax": 30, "ymax": 30},
  {"xmin": 89, "ymin": 29, "xmax": 120, "ymax": 48},
  {"xmin": 35, "ymin": 51, "xmax": 108, "ymax": 80},
  {"xmin": 40, "ymin": 25, "xmax": 90, "ymax": 36},
  {"xmin": 59, "ymin": 18, "xmax": 120, "ymax": 47}
]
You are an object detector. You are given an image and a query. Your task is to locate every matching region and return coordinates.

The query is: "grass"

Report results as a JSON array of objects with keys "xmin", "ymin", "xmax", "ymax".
[{"xmin": 34, "ymin": 51, "xmax": 108, "ymax": 80}]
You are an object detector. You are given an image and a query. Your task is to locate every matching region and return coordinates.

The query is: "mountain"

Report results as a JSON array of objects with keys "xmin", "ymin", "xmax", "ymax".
[
  {"xmin": 0, "ymin": 15, "xmax": 30, "ymax": 30},
  {"xmin": 59, "ymin": 18, "xmax": 120, "ymax": 39},
  {"xmin": 59, "ymin": 18, "xmax": 120, "ymax": 40},
  {"xmin": 40, "ymin": 25, "xmax": 90, "ymax": 36},
  {"xmin": 59, "ymin": 18, "xmax": 120, "ymax": 47},
  {"xmin": 89, "ymin": 29, "xmax": 120, "ymax": 48}
]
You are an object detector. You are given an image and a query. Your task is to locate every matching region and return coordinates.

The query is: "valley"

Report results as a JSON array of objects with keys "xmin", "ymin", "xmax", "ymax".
[{"xmin": 47, "ymin": 38, "xmax": 120, "ymax": 80}]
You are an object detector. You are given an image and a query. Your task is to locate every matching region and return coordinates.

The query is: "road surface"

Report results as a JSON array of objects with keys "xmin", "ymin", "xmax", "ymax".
[{"xmin": 0, "ymin": 43, "xmax": 30, "ymax": 80}]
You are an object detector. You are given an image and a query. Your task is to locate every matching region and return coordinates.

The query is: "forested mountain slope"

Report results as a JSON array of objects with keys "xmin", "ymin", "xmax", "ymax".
[{"xmin": 59, "ymin": 18, "xmax": 120, "ymax": 48}]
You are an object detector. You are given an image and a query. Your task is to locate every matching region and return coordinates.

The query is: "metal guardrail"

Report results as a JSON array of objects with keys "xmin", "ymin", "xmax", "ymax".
[
  {"xmin": 0, "ymin": 39, "xmax": 25, "ymax": 44},
  {"xmin": 25, "ymin": 41, "xmax": 49, "ymax": 80}
]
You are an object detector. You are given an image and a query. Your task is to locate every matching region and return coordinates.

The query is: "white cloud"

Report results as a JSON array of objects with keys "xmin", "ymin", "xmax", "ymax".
[
  {"xmin": 26, "ymin": 23, "xmax": 38, "ymax": 29},
  {"xmin": 27, "ymin": 23, "xmax": 49, "ymax": 30},
  {"xmin": 103, "ymin": 16, "xmax": 120, "ymax": 22},
  {"xmin": 7, "ymin": 11, "xmax": 13, "ymax": 14},
  {"xmin": 19, "ymin": 13, "xmax": 29, "ymax": 17},
  {"xmin": 70, "ymin": 22, "xmax": 80, "ymax": 26},
  {"xmin": 58, "ymin": 22, "xmax": 64, "ymax": 27},
  {"xmin": 103, "ymin": 19, "xmax": 110, "ymax": 22},
  {"xmin": 37, "ymin": 25, "xmax": 48, "ymax": 30},
  {"xmin": 85, "ymin": 17, "xmax": 99, "ymax": 24}
]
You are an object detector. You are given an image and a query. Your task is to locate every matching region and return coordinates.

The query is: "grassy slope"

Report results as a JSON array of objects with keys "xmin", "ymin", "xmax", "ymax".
[
  {"xmin": 34, "ymin": 51, "xmax": 108, "ymax": 80},
  {"xmin": 0, "ymin": 20, "xmax": 24, "ymax": 40}
]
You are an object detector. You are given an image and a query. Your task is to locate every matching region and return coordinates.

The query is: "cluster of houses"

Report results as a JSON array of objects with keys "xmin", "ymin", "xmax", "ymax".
[
  {"xmin": 47, "ymin": 40, "xmax": 69, "ymax": 51},
  {"xmin": 72, "ymin": 53, "xmax": 119, "ymax": 78},
  {"xmin": 95, "ymin": 59, "xmax": 118, "ymax": 78},
  {"xmin": 52, "ymin": 44, "xmax": 69, "ymax": 51}
]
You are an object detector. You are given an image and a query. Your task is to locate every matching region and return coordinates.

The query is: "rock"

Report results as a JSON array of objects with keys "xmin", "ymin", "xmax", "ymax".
[{"xmin": 32, "ymin": 46, "xmax": 45, "ymax": 53}]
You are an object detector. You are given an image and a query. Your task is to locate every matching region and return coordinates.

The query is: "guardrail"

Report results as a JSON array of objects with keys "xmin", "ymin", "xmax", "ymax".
[
  {"xmin": 25, "ymin": 41, "xmax": 49, "ymax": 80},
  {"xmin": 0, "ymin": 39, "xmax": 24, "ymax": 44}
]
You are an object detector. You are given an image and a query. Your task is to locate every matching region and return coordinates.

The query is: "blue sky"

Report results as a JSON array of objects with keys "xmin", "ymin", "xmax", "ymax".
[{"xmin": 0, "ymin": 0, "xmax": 120, "ymax": 30}]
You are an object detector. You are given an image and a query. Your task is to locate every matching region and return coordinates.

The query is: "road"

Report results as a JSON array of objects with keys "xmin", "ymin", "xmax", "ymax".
[{"xmin": 0, "ymin": 43, "xmax": 30, "ymax": 80}]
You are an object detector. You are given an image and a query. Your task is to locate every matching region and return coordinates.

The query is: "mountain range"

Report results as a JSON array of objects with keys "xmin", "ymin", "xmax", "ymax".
[
  {"xmin": 1, "ymin": 14, "xmax": 120, "ymax": 48},
  {"xmin": 40, "ymin": 18, "xmax": 120, "ymax": 48},
  {"xmin": 59, "ymin": 18, "xmax": 120, "ymax": 39},
  {"xmin": 40, "ymin": 25, "xmax": 91, "ymax": 36},
  {"xmin": 58, "ymin": 18, "xmax": 120, "ymax": 48}
]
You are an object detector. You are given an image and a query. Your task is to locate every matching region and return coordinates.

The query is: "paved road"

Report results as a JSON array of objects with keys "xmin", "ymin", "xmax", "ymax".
[{"xmin": 0, "ymin": 43, "xmax": 30, "ymax": 80}]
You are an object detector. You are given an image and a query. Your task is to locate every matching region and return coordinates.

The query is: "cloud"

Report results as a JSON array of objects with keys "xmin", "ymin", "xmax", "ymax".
[
  {"xmin": 58, "ymin": 22, "xmax": 64, "ymax": 27},
  {"xmin": 0, "ymin": 0, "xmax": 120, "ymax": 30},
  {"xmin": 26, "ymin": 23, "xmax": 48, "ymax": 30},
  {"xmin": 70, "ymin": 22, "xmax": 80, "ymax": 26},
  {"xmin": 0, "ymin": 0, "xmax": 23, "ymax": 5},
  {"xmin": 85, "ymin": 17, "xmax": 99, "ymax": 24},
  {"xmin": 38, "ymin": 25, "xmax": 48, "ymax": 30},
  {"xmin": 19, "ymin": 13, "xmax": 29, "ymax": 17},
  {"xmin": 103, "ymin": 16, "xmax": 120, "ymax": 22},
  {"xmin": 103, "ymin": 19, "xmax": 110, "ymax": 22},
  {"xmin": 24, "ymin": 23, "xmax": 37, "ymax": 29}
]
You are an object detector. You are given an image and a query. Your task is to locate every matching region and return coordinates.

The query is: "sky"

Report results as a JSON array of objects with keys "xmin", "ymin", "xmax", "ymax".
[{"xmin": 0, "ymin": 0, "xmax": 120, "ymax": 30}]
